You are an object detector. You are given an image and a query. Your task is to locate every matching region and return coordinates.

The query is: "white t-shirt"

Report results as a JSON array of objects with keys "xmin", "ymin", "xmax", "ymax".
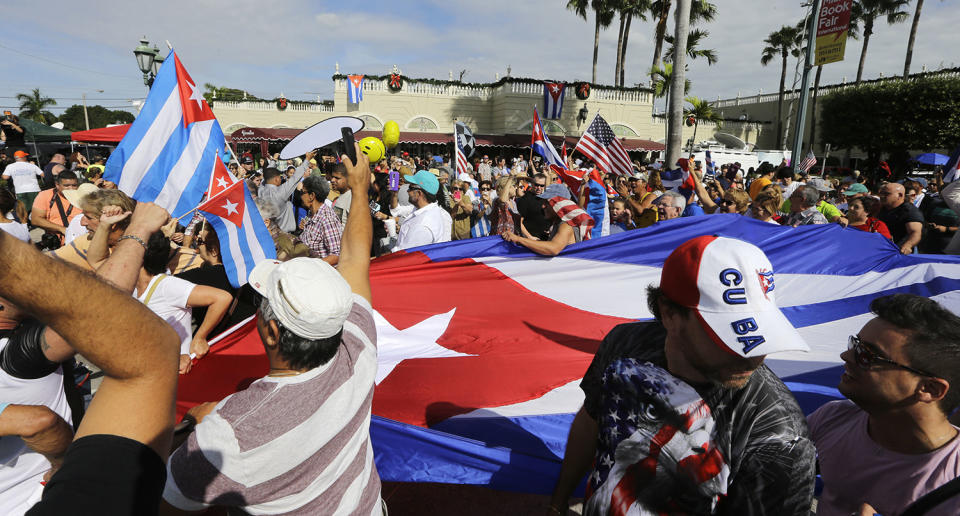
[
  {"xmin": 0, "ymin": 221, "xmax": 30, "ymax": 243},
  {"xmin": 62, "ymin": 213, "xmax": 86, "ymax": 245},
  {"xmin": 2, "ymin": 162, "xmax": 43, "ymax": 194},
  {"xmin": 0, "ymin": 338, "xmax": 71, "ymax": 516},
  {"xmin": 333, "ymin": 189, "xmax": 352, "ymax": 225},
  {"xmin": 135, "ymin": 274, "xmax": 197, "ymax": 355},
  {"xmin": 395, "ymin": 203, "xmax": 452, "ymax": 251}
]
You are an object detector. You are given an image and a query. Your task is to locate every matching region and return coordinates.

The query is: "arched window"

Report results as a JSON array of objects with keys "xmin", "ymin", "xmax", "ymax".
[
  {"xmin": 358, "ymin": 115, "xmax": 383, "ymax": 130},
  {"xmin": 518, "ymin": 120, "xmax": 566, "ymax": 136},
  {"xmin": 223, "ymin": 123, "xmax": 248, "ymax": 134},
  {"xmin": 610, "ymin": 124, "xmax": 638, "ymax": 137},
  {"xmin": 406, "ymin": 116, "xmax": 439, "ymax": 131}
]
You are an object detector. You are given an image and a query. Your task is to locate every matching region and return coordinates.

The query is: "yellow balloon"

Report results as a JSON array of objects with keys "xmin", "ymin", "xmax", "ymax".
[
  {"xmin": 382, "ymin": 120, "xmax": 400, "ymax": 149},
  {"xmin": 358, "ymin": 136, "xmax": 385, "ymax": 163}
]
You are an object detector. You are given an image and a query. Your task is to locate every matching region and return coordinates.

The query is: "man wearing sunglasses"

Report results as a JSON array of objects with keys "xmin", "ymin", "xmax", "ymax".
[
  {"xmin": 808, "ymin": 294, "xmax": 960, "ymax": 516},
  {"xmin": 393, "ymin": 170, "xmax": 451, "ymax": 251}
]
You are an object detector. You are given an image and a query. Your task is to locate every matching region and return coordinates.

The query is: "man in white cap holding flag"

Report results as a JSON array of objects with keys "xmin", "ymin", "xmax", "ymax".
[
  {"xmin": 161, "ymin": 145, "xmax": 383, "ymax": 515},
  {"xmin": 549, "ymin": 235, "xmax": 816, "ymax": 516}
]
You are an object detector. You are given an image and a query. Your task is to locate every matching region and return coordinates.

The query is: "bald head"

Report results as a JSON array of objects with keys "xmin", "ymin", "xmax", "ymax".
[{"xmin": 879, "ymin": 182, "xmax": 905, "ymax": 209}]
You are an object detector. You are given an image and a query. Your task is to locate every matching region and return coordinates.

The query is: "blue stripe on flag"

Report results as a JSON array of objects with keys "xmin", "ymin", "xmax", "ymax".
[
  {"xmin": 131, "ymin": 116, "xmax": 189, "ymax": 200},
  {"xmin": 103, "ymin": 51, "xmax": 179, "ymax": 183},
  {"xmin": 169, "ymin": 122, "xmax": 225, "ymax": 218},
  {"xmin": 244, "ymin": 185, "xmax": 277, "ymax": 257}
]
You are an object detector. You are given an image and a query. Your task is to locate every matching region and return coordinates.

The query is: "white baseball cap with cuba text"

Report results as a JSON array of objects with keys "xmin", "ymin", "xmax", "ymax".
[
  {"xmin": 659, "ymin": 235, "xmax": 809, "ymax": 358},
  {"xmin": 249, "ymin": 258, "xmax": 354, "ymax": 340}
]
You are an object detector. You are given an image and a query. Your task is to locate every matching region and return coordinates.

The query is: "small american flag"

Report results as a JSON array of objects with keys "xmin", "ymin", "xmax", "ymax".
[
  {"xmin": 454, "ymin": 124, "xmax": 470, "ymax": 176},
  {"xmin": 547, "ymin": 197, "xmax": 595, "ymax": 240},
  {"xmin": 575, "ymin": 114, "xmax": 632, "ymax": 176},
  {"xmin": 798, "ymin": 151, "xmax": 818, "ymax": 173}
]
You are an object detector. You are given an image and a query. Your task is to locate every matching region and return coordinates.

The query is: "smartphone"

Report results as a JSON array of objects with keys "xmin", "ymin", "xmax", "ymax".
[
  {"xmin": 453, "ymin": 190, "xmax": 462, "ymax": 201},
  {"xmin": 340, "ymin": 127, "xmax": 357, "ymax": 164},
  {"xmin": 388, "ymin": 170, "xmax": 400, "ymax": 191}
]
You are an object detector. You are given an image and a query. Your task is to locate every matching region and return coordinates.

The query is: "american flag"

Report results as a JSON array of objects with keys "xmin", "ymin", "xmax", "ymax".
[
  {"xmin": 575, "ymin": 114, "xmax": 632, "ymax": 176},
  {"xmin": 547, "ymin": 196, "xmax": 595, "ymax": 240},
  {"xmin": 798, "ymin": 151, "xmax": 818, "ymax": 173},
  {"xmin": 454, "ymin": 124, "xmax": 470, "ymax": 176}
]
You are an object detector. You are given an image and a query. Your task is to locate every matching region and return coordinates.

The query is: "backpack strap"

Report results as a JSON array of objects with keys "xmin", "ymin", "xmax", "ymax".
[
  {"xmin": 142, "ymin": 274, "xmax": 167, "ymax": 306},
  {"xmin": 901, "ymin": 475, "xmax": 960, "ymax": 516}
]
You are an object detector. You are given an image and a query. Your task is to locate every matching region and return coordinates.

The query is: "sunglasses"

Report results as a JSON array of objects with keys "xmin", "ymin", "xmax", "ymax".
[
  {"xmin": 721, "ymin": 199, "xmax": 736, "ymax": 205},
  {"xmin": 533, "ymin": 183, "xmax": 546, "ymax": 188},
  {"xmin": 848, "ymin": 335, "xmax": 936, "ymax": 377},
  {"xmin": 481, "ymin": 187, "xmax": 491, "ymax": 191}
]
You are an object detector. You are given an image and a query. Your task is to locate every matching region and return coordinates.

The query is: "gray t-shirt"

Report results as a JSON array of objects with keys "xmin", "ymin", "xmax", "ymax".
[{"xmin": 333, "ymin": 190, "xmax": 352, "ymax": 224}]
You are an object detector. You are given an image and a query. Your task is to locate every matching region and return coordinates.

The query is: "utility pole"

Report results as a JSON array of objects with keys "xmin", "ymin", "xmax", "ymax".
[
  {"xmin": 790, "ymin": 0, "xmax": 822, "ymax": 174},
  {"xmin": 82, "ymin": 93, "xmax": 89, "ymax": 131},
  {"xmin": 666, "ymin": 0, "xmax": 691, "ymax": 167}
]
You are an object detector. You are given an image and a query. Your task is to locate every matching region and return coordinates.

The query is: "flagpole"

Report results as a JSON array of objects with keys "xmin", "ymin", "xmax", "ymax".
[{"xmin": 819, "ymin": 143, "xmax": 831, "ymax": 176}]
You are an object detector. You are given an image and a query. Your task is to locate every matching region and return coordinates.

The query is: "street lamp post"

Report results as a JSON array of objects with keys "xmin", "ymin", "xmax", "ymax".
[
  {"xmin": 133, "ymin": 37, "xmax": 159, "ymax": 88},
  {"xmin": 81, "ymin": 89, "xmax": 104, "ymax": 131}
]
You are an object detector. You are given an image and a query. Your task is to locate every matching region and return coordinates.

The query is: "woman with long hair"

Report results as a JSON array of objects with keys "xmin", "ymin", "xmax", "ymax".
[{"xmin": 490, "ymin": 175, "xmax": 519, "ymax": 236}]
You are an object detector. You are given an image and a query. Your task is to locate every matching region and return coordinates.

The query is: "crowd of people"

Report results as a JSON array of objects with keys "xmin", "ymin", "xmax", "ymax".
[{"xmin": 0, "ymin": 138, "xmax": 959, "ymax": 516}]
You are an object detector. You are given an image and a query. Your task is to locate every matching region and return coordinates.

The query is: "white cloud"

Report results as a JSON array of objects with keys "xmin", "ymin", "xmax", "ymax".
[{"xmin": 0, "ymin": 0, "xmax": 953, "ymax": 114}]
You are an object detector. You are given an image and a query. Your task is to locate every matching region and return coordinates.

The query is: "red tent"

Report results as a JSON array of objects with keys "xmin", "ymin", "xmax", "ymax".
[{"xmin": 71, "ymin": 124, "xmax": 131, "ymax": 143}]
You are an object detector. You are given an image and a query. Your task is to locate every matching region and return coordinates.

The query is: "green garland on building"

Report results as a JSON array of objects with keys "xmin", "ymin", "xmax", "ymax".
[{"xmin": 331, "ymin": 74, "xmax": 653, "ymax": 94}]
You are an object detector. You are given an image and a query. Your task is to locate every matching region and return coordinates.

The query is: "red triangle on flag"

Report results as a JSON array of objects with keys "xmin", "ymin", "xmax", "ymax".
[
  {"xmin": 198, "ymin": 181, "xmax": 245, "ymax": 227},
  {"xmin": 207, "ymin": 157, "xmax": 238, "ymax": 200},
  {"xmin": 349, "ymin": 74, "xmax": 364, "ymax": 88},
  {"xmin": 174, "ymin": 53, "xmax": 216, "ymax": 128}
]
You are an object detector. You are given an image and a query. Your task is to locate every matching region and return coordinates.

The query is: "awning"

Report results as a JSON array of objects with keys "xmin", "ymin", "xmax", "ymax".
[
  {"xmin": 71, "ymin": 124, "xmax": 131, "ymax": 143},
  {"xmin": 20, "ymin": 119, "xmax": 73, "ymax": 143},
  {"xmin": 229, "ymin": 127, "xmax": 303, "ymax": 142}
]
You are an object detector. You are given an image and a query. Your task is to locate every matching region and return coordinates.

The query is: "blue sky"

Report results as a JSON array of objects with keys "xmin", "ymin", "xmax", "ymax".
[{"xmin": 1, "ymin": 0, "xmax": 955, "ymax": 116}]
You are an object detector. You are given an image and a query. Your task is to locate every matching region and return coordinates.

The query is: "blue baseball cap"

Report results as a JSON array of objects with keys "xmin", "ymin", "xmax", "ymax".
[{"xmin": 404, "ymin": 170, "xmax": 440, "ymax": 195}]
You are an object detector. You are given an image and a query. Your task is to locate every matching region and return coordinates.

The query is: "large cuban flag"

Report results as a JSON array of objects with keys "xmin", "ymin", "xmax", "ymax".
[
  {"xmin": 104, "ymin": 51, "xmax": 225, "ymax": 219},
  {"xmin": 174, "ymin": 215, "xmax": 960, "ymax": 494}
]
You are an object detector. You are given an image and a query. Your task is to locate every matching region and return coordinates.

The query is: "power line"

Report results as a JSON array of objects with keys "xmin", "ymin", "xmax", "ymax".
[
  {"xmin": 0, "ymin": 42, "xmax": 138, "ymax": 81},
  {"xmin": 0, "ymin": 96, "xmax": 143, "ymax": 101}
]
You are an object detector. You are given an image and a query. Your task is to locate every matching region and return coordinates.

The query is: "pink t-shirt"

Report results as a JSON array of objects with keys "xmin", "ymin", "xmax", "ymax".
[{"xmin": 808, "ymin": 400, "xmax": 960, "ymax": 516}]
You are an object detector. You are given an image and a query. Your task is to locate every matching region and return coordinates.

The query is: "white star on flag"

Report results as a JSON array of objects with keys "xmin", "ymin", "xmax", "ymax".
[
  {"xmin": 187, "ymin": 80, "xmax": 206, "ymax": 110},
  {"xmin": 373, "ymin": 308, "xmax": 473, "ymax": 384},
  {"xmin": 551, "ymin": 84, "xmax": 559, "ymax": 93},
  {"xmin": 216, "ymin": 176, "xmax": 230, "ymax": 189},
  {"xmin": 222, "ymin": 198, "xmax": 239, "ymax": 216}
]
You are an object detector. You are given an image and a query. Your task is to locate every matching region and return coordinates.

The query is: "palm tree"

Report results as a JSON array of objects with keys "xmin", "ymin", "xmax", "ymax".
[
  {"xmin": 650, "ymin": 63, "xmax": 691, "ymax": 100},
  {"xmin": 664, "ymin": 29, "xmax": 718, "ymax": 65},
  {"xmin": 684, "ymin": 96, "xmax": 723, "ymax": 150},
  {"xmin": 666, "ymin": 0, "xmax": 692, "ymax": 166},
  {"xmin": 649, "ymin": 0, "xmax": 716, "ymax": 70},
  {"xmin": 852, "ymin": 0, "xmax": 910, "ymax": 84},
  {"xmin": 614, "ymin": 0, "xmax": 652, "ymax": 87},
  {"xmin": 16, "ymin": 88, "xmax": 57, "ymax": 124},
  {"xmin": 902, "ymin": 0, "xmax": 941, "ymax": 77},
  {"xmin": 902, "ymin": 0, "xmax": 923, "ymax": 77},
  {"xmin": 567, "ymin": 0, "xmax": 616, "ymax": 83},
  {"xmin": 760, "ymin": 25, "xmax": 802, "ymax": 148}
]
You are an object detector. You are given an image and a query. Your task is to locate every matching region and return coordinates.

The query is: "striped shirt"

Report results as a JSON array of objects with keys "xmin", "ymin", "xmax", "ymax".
[{"xmin": 163, "ymin": 295, "xmax": 381, "ymax": 515}]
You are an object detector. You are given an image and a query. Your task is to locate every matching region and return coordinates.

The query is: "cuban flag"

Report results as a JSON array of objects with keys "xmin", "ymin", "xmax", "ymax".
[
  {"xmin": 585, "ymin": 177, "xmax": 609, "ymax": 239},
  {"xmin": 704, "ymin": 150, "xmax": 716, "ymax": 180},
  {"xmin": 104, "ymin": 51, "xmax": 225, "ymax": 219},
  {"xmin": 543, "ymin": 81, "xmax": 566, "ymax": 119},
  {"xmin": 173, "ymin": 215, "xmax": 960, "ymax": 493},
  {"xmin": 660, "ymin": 159, "xmax": 697, "ymax": 193},
  {"xmin": 347, "ymin": 74, "xmax": 365, "ymax": 103},
  {"xmin": 944, "ymin": 143, "xmax": 960, "ymax": 183},
  {"xmin": 196, "ymin": 173, "xmax": 276, "ymax": 288},
  {"xmin": 531, "ymin": 107, "xmax": 564, "ymax": 168}
]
